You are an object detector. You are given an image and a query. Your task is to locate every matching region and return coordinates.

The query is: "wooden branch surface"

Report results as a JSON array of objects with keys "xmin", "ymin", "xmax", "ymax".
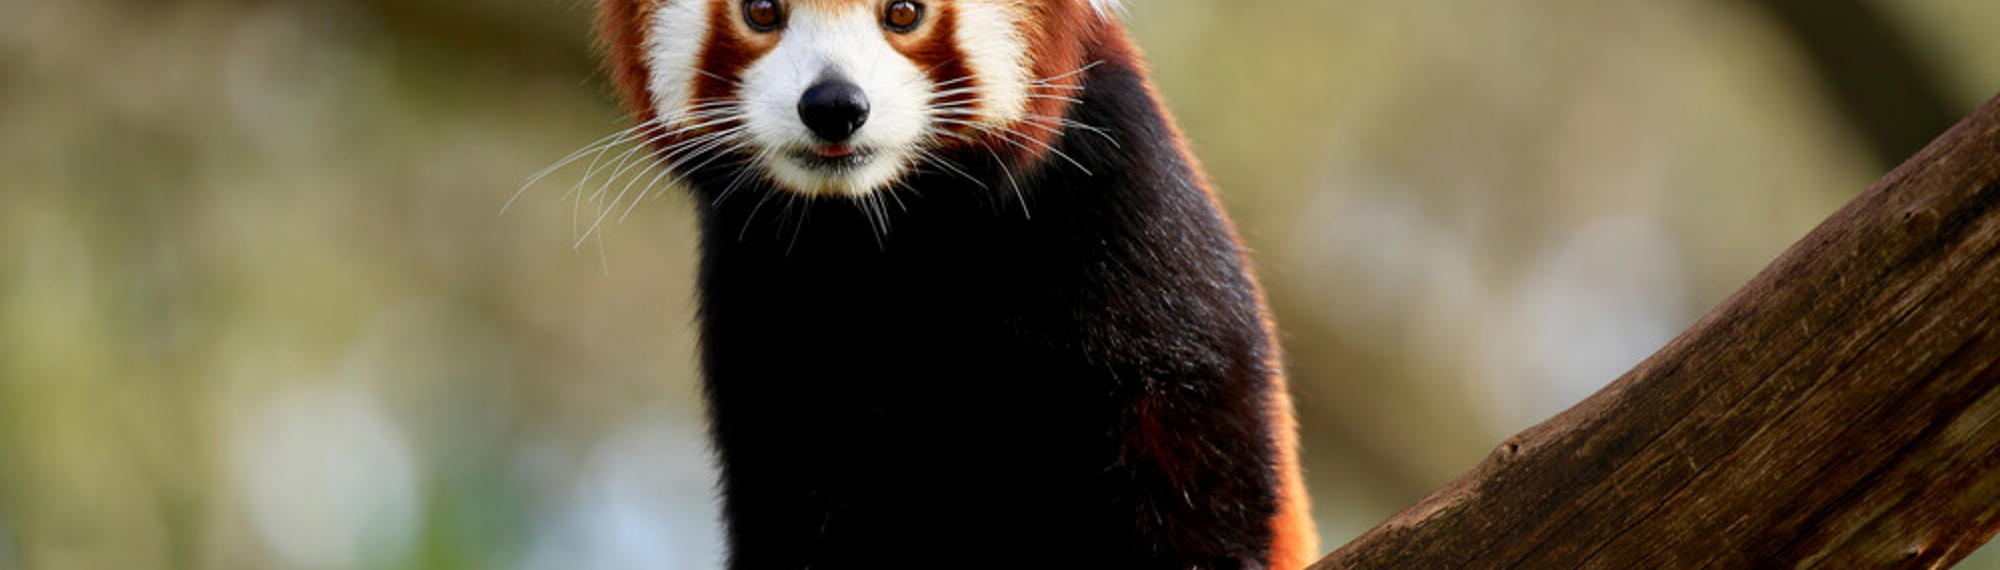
[{"xmin": 1313, "ymin": 94, "xmax": 2000, "ymax": 569}]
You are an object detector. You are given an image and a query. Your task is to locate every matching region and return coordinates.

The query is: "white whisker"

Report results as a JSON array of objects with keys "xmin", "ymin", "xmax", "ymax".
[
  {"xmin": 583, "ymin": 113, "xmax": 744, "ymax": 204},
  {"xmin": 713, "ymin": 147, "xmax": 775, "ymax": 207},
  {"xmin": 507, "ymin": 120, "xmax": 655, "ymax": 213},
  {"xmin": 578, "ymin": 125, "xmax": 751, "ymax": 246},
  {"xmin": 621, "ymin": 137, "xmax": 754, "ymax": 223},
  {"xmin": 694, "ymin": 68, "xmax": 743, "ymax": 87},
  {"xmin": 911, "ymin": 143, "xmax": 987, "ymax": 190},
  {"xmin": 738, "ymin": 180, "xmax": 784, "ymax": 242},
  {"xmin": 512, "ymin": 100, "xmax": 744, "ymax": 210},
  {"xmin": 606, "ymin": 125, "xmax": 752, "ymax": 224},
  {"xmin": 934, "ymin": 118, "xmax": 1093, "ymax": 176},
  {"xmin": 1031, "ymin": 60, "xmax": 1104, "ymax": 85},
  {"xmin": 564, "ymin": 108, "xmax": 739, "ymax": 205}
]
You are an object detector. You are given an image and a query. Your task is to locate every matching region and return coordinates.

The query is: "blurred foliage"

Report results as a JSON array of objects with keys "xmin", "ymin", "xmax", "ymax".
[{"xmin": 1, "ymin": 0, "xmax": 1996, "ymax": 568}]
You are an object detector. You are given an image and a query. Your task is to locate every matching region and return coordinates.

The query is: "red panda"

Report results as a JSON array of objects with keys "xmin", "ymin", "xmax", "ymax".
[{"xmin": 574, "ymin": 0, "xmax": 1316, "ymax": 567}]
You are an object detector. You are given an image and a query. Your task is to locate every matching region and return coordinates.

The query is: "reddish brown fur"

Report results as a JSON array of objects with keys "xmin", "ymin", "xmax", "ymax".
[
  {"xmin": 693, "ymin": 0, "xmax": 776, "ymax": 103},
  {"xmin": 1002, "ymin": 0, "xmax": 1099, "ymax": 162},
  {"xmin": 1086, "ymin": 23, "xmax": 1319, "ymax": 569},
  {"xmin": 900, "ymin": 4, "xmax": 979, "ymax": 113},
  {"xmin": 597, "ymin": 0, "xmax": 657, "ymax": 124}
]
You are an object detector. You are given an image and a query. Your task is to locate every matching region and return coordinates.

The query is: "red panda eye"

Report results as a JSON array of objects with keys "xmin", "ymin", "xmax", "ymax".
[
  {"xmin": 744, "ymin": 0, "xmax": 783, "ymax": 31},
  {"xmin": 884, "ymin": 1, "xmax": 923, "ymax": 32}
]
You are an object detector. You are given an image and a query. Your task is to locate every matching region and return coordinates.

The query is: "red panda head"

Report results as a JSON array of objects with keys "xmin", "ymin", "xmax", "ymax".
[{"xmin": 596, "ymin": 0, "xmax": 1119, "ymax": 197}]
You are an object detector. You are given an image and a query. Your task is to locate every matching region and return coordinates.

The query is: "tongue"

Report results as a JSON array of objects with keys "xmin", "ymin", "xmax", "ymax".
[{"xmin": 814, "ymin": 144, "xmax": 854, "ymax": 158}]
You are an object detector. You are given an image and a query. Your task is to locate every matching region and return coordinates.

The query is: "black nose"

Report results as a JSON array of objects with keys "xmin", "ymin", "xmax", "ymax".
[{"xmin": 797, "ymin": 79, "xmax": 870, "ymax": 143}]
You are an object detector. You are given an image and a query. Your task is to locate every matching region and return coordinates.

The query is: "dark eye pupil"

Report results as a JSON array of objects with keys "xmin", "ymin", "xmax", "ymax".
[
  {"xmin": 886, "ymin": 2, "xmax": 921, "ymax": 30},
  {"xmin": 746, "ymin": 0, "xmax": 780, "ymax": 29}
]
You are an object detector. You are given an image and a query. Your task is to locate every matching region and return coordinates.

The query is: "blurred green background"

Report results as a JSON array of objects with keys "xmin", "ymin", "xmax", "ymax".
[{"xmin": 3, "ymin": 0, "xmax": 1998, "ymax": 568}]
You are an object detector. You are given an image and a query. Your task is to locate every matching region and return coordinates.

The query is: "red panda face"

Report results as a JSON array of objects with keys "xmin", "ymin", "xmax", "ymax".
[{"xmin": 599, "ymin": 0, "xmax": 1115, "ymax": 197}]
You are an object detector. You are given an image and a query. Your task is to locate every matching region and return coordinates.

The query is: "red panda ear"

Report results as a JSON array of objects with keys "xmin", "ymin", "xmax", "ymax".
[{"xmin": 1085, "ymin": 0, "xmax": 1124, "ymax": 17}]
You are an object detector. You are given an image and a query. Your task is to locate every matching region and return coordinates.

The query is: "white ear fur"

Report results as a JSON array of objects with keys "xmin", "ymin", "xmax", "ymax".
[{"xmin": 1088, "ymin": 0, "xmax": 1123, "ymax": 17}]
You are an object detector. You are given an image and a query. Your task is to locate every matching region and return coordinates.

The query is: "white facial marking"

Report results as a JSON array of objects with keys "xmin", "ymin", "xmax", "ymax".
[
  {"xmin": 643, "ymin": 0, "xmax": 713, "ymax": 116},
  {"xmin": 738, "ymin": 3, "xmax": 930, "ymax": 196},
  {"xmin": 955, "ymin": 1, "xmax": 1030, "ymax": 126},
  {"xmin": 639, "ymin": 0, "xmax": 1046, "ymax": 197}
]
